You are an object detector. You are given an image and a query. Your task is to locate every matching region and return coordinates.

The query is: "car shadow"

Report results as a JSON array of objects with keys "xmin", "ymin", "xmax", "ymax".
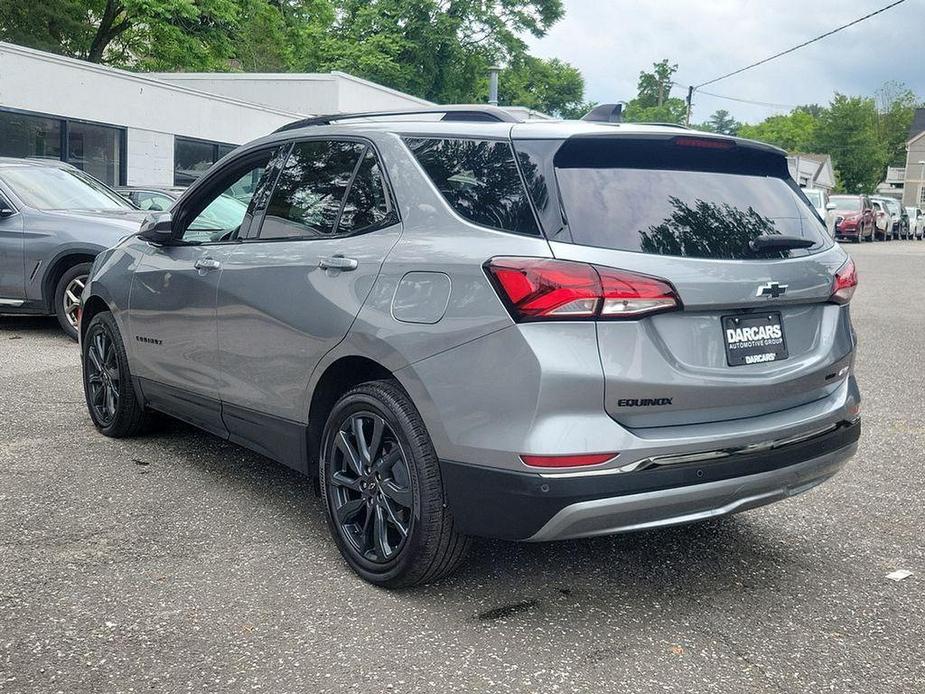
[{"xmin": 0, "ymin": 315, "xmax": 67, "ymax": 339}]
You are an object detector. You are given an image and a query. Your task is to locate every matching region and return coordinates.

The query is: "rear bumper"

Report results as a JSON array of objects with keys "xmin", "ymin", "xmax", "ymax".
[{"xmin": 440, "ymin": 418, "xmax": 859, "ymax": 541}]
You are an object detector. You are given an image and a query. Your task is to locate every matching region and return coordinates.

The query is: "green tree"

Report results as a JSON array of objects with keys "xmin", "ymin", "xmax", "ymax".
[
  {"xmin": 698, "ymin": 109, "xmax": 741, "ymax": 135},
  {"xmin": 496, "ymin": 56, "xmax": 584, "ymax": 117},
  {"xmin": 0, "ymin": 0, "xmax": 251, "ymax": 69},
  {"xmin": 310, "ymin": 0, "xmax": 565, "ymax": 104},
  {"xmin": 0, "ymin": 0, "xmax": 587, "ymax": 108},
  {"xmin": 875, "ymin": 81, "xmax": 920, "ymax": 167},
  {"xmin": 814, "ymin": 94, "xmax": 883, "ymax": 194},
  {"xmin": 737, "ymin": 110, "xmax": 818, "ymax": 152},
  {"xmin": 623, "ymin": 59, "xmax": 686, "ymax": 124}
]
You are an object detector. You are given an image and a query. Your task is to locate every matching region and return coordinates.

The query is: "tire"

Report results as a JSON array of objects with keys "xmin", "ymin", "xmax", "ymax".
[
  {"xmin": 82, "ymin": 312, "xmax": 149, "ymax": 437},
  {"xmin": 54, "ymin": 262, "xmax": 92, "ymax": 341},
  {"xmin": 320, "ymin": 380, "xmax": 470, "ymax": 587}
]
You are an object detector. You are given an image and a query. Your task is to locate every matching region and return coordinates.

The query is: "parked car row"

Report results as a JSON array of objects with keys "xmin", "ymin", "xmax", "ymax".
[{"xmin": 826, "ymin": 192, "xmax": 923, "ymax": 243}]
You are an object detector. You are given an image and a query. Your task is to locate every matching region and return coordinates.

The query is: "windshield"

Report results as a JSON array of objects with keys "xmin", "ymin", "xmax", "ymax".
[
  {"xmin": 0, "ymin": 165, "xmax": 133, "ymax": 211},
  {"xmin": 804, "ymin": 190, "xmax": 824, "ymax": 207},
  {"xmin": 829, "ymin": 196, "xmax": 862, "ymax": 213},
  {"xmin": 188, "ymin": 193, "xmax": 249, "ymax": 231}
]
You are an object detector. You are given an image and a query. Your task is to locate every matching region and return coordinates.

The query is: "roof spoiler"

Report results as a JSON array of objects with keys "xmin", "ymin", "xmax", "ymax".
[
  {"xmin": 581, "ymin": 103, "xmax": 624, "ymax": 123},
  {"xmin": 274, "ymin": 105, "xmax": 522, "ymax": 133}
]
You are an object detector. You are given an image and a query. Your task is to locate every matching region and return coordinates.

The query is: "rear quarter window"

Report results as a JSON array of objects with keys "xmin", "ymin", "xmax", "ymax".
[{"xmin": 404, "ymin": 137, "xmax": 539, "ymax": 236}]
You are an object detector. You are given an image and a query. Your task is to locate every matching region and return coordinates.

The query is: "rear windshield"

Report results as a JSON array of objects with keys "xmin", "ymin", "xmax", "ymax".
[{"xmin": 549, "ymin": 138, "xmax": 827, "ymax": 260}]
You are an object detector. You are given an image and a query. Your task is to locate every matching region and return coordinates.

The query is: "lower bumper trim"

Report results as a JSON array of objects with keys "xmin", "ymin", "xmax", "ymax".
[
  {"xmin": 440, "ymin": 419, "xmax": 859, "ymax": 541},
  {"xmin": 527, "ymin": 439, "xmax": 856, "ymax": 541}
]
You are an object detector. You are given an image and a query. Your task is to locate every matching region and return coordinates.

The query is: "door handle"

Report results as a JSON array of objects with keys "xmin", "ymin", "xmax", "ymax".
[
  {"xmin": 194, "ymin": 257, "xmax": 221, "ymax": 271},
  {"xmin": 318, "ymin": 255, "xmax": 358, "ymax": 271}
]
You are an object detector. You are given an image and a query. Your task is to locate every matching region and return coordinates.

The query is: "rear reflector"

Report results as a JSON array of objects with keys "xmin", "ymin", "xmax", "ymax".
[
  {"xmin": 831, "ymin": 258, "xmax": 857, "ymax": 304},
  {"xmin": 520, "ymin": 453, "xmax": 618, "ymax": 468},
  {"xmin": 485, "ymin": 257, "xmax": 680, "ymax": 321}
]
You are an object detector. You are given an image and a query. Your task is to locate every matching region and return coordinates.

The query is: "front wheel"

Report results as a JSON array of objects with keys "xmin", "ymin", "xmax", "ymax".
[
  {"xmin": 54, "ymin": 262, "xmax": 92, "ymax": 340},
  {"xmin": 82, "ymin": 312, "xmax": 150, "ymax": 437},
  {"xmin": 320, "ymin": 380, "xmax": 470, "ymax": 587}
]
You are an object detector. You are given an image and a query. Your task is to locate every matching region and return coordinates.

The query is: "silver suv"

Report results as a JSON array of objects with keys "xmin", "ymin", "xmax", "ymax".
[
  {"xmin": 0, "ymin": 158, "xmax": 147, "ymax": 339},
  {"xmin": 79, "ymin": 106, "xmax": 861, "ymax": 587}
]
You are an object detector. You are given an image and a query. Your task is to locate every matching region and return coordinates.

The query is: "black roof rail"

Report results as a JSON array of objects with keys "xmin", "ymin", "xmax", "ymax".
[
  {"xmin": 637, "ymin": 122, "xmax": 691, "ymax": 129},
  {"xmin": 274, "ymin": 105, "xmax": 521, "ymax": 133}
]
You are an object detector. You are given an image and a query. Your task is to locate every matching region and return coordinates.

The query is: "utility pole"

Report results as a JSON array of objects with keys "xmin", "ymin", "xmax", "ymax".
[
  {"xmin": 685, "ymin": 85, "xmax": 694, "ymax": 126},
  {"xmin": 487, "ymin": 66, "xmax": 501, "ymax": 106}
]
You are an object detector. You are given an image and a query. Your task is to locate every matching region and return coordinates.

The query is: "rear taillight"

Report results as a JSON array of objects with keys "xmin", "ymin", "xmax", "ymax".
[
  {"xmin": 831, "ymin": 258, "xmax": 857, "ymax": 304},
  {"xmin": 485, "ymin": 257, "xmax": 681, "ymax": 321}
]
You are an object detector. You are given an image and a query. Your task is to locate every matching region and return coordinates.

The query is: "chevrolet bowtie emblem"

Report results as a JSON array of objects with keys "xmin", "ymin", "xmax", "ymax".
[{"xmin": 756, "ymin": 282, "xmax": 787, "ymax": 298}]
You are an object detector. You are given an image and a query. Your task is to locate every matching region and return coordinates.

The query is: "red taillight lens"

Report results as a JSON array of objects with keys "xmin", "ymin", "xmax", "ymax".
[
  {"xmin": 488, "ymin": 258, "xmax": 600, "ymax": 319},
  {"xmin": 831, "ymin": 258, "xmax": 857, "ymax": 304},
  {"xmin": 520, "ymin": 452, "xmax": 618, "ymax": 468},
  {"xmin": 597, "ymin": 266, "xmax": 680, "ymax": 318},
  {"xmin": 485, "ymin": 257, "xmax": 680, "ymax": 321}
]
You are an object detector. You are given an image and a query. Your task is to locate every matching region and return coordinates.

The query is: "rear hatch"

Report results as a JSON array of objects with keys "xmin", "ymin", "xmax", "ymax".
[{"xmin": 514, "ymin": 133, "xmax": 854, "ymax": 427}]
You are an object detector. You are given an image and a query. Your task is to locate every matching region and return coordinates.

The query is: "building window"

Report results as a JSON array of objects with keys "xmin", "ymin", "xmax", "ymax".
[
  {"xmin": 0, "ymin": 109, "xmax": 125, "ymax": 186},
  {"xmin": 67, "ymin": 121, "xmax": 123, "ymax": 185},
  {"xmin": 0, "ymin": 111, "xmax": 62, "ymax": 162},
  {"xmin": 174, "ymin": 137, "xmax": 236, "ymax": 186}
]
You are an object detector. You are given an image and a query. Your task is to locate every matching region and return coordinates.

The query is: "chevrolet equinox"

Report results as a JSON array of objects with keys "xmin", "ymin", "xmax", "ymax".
[{"xmin": 79, "ymin": 106, "xmax": 861, "ymax": 587}]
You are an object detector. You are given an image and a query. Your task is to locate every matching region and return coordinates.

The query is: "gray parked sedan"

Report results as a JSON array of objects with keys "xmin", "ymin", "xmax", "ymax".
[
  {"xmin": 0, "ymin": 158, "xmax": 147, "ymax": 339},
  {"xmin": 79, "ymin": 107, "xmax": 861, "ymax": 587}
]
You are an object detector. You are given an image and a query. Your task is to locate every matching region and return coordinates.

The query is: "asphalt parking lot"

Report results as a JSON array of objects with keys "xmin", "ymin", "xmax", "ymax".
[{"xmin": 1, "ymin": 240, "xmax": 923, "ymax": 693}]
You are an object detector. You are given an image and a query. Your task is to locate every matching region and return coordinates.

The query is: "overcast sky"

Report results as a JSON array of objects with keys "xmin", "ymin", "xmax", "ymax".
[{"xmin": 526, "ymin": 0, "xmax": 925, "ymax": 124}]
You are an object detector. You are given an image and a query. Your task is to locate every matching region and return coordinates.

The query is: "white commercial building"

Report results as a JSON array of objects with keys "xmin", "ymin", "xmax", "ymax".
[{"xmin": 0, "ymin": 42, "xmax": 433, "ymax": 188}]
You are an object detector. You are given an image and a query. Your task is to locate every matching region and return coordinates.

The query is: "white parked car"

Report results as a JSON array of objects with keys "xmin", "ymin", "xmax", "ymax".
[
  {"xmin": 870, "ymin": 200, "xmax": 893, "ymax": 241},
  {"xmin": 803, "ymin": 188, "xmax": 836, "ymax": 237},
  {"xmin": 906, "ymin": 207, "xmax": 925, "ymax": 240}
]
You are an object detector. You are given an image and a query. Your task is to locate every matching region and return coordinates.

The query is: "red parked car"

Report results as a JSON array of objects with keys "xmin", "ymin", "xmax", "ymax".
[{"xmin": 831, "ymin": 195, "xmax": 875, "ymax": 243}]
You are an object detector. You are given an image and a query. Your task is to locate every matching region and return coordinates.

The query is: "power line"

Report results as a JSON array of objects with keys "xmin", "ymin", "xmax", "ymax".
[
  {"xmin": 693, "ymin": 0, "xmax": 907, "ymax": 89},
  {"xmin": 696, "ymin": 89, "xmax": 796, "ymax": 110},
  {"xmin": 671, "ymin": 82, "xmax": 797, "ymax": 110}
]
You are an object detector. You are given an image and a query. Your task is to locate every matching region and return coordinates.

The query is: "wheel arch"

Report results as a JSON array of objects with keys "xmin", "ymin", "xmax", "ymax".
[
  {"xmin": 307, "ymin": 355, "xmax": 395, "ymax": 475},
  {"xmin": 41, "ymin": 247, "xmax": 101, "ymax": 311},
  {"xmin": 79, "ymin": 294, "xmax": 111, "ymax": 344}
]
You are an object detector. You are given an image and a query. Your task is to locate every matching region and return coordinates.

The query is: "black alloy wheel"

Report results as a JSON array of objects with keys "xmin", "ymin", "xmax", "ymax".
[
  {"xmin": 82, "ymin": 312, "xmax": 149, "ymax": 437},
  {"xmin": 85, "ymin": 328, "xmax": 120, "ymax": 427},
  {"xmin": 320, "ymin": 380, "xmax": 470, "ymax": 587},
  {"xmin": 328, "ymin": 411, "xmax": 414, "ymax": 563}
]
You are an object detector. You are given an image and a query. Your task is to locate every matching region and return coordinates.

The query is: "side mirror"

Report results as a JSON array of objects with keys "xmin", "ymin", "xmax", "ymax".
[
  {"xmin": 0, "ymin": 200, "xmax": 15, "ymax": 218},
  {"xmin": 138, "ymin": 212, "xmax": 175, "ymax": 244},
  {"xmin": 825, "ymin": 203, "xmax": 837, "ymax": 211}
]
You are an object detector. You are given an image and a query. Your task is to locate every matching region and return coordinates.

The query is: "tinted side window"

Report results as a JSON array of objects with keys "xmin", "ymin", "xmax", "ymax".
[
  {"xmin": 259, "ymin": 140, "xmax": 364, "ymax": 239},
  {"xmin": 183, "ymin": 159, "xmax": 271, "ymax": 243},
  {"xmin": 337, "ymin": 148, "xmax": 393, "ymax": 235},
  {"xmin": 404, "ymin": 137, "xmax": 539, "ymax": 236}
]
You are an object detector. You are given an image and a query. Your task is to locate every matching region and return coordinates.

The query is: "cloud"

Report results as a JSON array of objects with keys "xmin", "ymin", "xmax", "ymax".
[{"xmin": 526, "ymin": 0, "xmax": 924, "ymax": 123}]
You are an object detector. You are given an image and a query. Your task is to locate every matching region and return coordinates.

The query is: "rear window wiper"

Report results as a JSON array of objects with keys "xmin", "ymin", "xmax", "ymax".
[{"xmin": 749, "ymin": 235, "xmax": 815, "ymax": 252}]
